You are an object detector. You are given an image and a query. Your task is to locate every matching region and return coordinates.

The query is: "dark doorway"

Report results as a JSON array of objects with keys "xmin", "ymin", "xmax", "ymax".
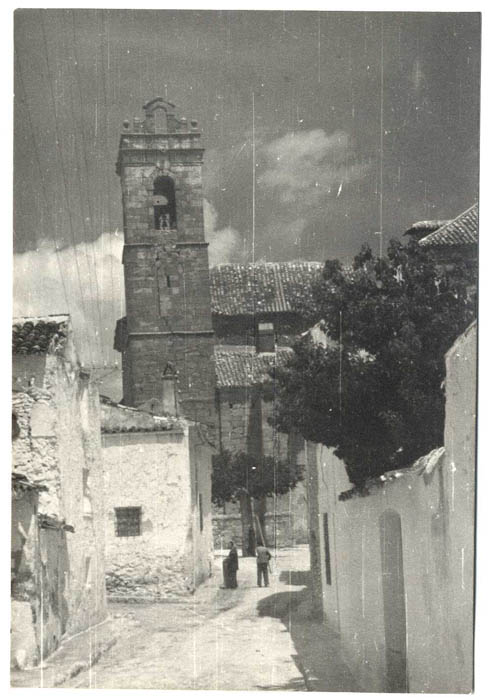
[{"xmin": 379, "ymin": 509, "xmax": 408, "ymax": 692}]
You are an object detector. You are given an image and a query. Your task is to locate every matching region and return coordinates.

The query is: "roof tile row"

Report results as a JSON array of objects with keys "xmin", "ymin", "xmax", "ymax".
[
  {"xmin": 210, "ymin": 261, "xmax": 322, "ymax": 316},
  {"xmin": 419, "ymin": 204, "xmax": 478, "ymax": 247},
  {"xmin": 215, "ymin": 345, "xmax": 293, "ymax": 388},
  {"xmin": 12, "ymin": 316, "xmax": 69, "ymax": 355}
]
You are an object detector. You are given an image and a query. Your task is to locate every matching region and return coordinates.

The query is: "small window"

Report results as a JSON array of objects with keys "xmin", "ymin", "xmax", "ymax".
[
  {"xmin": 256, "ymin": 322, "xmax": 275, "ymax": 353},
  {"xmin": 166, "ymin": 274, "xmax": 179, "ymax": 289},
  {"xmin": 115, "ymin": 507, "xmax": 142, "ymax": 537}
]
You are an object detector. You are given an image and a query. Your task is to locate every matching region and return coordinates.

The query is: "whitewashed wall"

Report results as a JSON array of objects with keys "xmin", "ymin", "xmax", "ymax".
[
  {"xmin": 103, "ymin": 424, "xmax": 213, "ymax": 598},
  {"xmin": 309, "ymin": 321, "xmax": 476, "ymax": 693}
]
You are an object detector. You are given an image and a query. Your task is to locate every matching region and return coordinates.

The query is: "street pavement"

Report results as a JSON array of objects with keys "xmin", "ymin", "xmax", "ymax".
[
  {"xmin": 15, "ymin": 545, "xmax": 357, "ymax": 691},
  {"xmin": 64, "ymin": 547, "xmax": 309, "ymax": 690}
]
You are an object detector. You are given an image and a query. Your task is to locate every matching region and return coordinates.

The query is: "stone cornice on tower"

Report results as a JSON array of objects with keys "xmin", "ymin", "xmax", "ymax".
[{"xmin": 116, "ymin": 98, "xmax": 202, "ymax": 175}]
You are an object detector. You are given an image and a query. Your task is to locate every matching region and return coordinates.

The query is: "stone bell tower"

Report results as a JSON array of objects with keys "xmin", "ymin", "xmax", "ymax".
[{"xmin": 114, "ymin": 97, "xmax": 215, "ymax": 426}]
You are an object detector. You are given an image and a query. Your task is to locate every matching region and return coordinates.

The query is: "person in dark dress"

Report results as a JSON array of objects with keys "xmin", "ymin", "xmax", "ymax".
[{"xmin": 223, "ymin": 541, "xmax": 239, "ymax": 588}]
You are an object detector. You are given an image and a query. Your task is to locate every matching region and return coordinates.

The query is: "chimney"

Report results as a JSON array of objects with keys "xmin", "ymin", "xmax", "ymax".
[
  {"xmin": 256, "ymin": 322, "xmax": 275, "ymax": 353},
  {"xmin": 162, "ymin": 363, "xmax": 178, "ymax": 415}
]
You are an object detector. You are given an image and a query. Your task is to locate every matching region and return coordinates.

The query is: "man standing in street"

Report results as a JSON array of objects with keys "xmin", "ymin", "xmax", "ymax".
[{"xmin": 256, "ymin": 543, "xmax": 272, "ymax": 587}]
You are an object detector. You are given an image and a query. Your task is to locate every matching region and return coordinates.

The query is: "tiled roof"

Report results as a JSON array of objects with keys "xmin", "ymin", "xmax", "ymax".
[
  {"xmin": 12, "ymin": 315, "xmax": 69, "ymax": 355},
  {"xmin": 419, "ymin": 204, "xmax": 478, "ymax": 247},
  {"xmin": 338, "ymin": 447, "xmax": 445, "ymax": 501},
  {"xmin": 215, "ymin": 345, "xmax": 293, "ymax": 388},
  {"xmin": 404, "ymin": 219, "xmax": 450, "ymax": 238},
  {"xmin": 101, "ymin": 399, "xmax": 184, "ymax": 434},
  {"xmin": 210, "ymin": 262, "xmax": 323, "ymax": 316}
]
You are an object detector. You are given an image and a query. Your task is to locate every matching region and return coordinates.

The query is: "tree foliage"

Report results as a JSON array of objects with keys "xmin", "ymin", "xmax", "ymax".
[
  {"xmin": 211, "ymin": 450, "xmax": 304, "ymax": 506},
  {"xmin": 271, "ymin": 239, "xmax": 476, "ymax": 487}
]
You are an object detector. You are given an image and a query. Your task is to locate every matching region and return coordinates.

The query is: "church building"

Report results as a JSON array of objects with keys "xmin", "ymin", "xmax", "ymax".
[
  {"xmin": 112, "ymin": 98, "xmax": 323, "ymax": 555},
  {"xmin": 114, "ymin": 97, "xmax": 216, "ymax": 428},
  {"xmin": 105, "ymin": 98, "xmax": 215, "ymax": 596}
]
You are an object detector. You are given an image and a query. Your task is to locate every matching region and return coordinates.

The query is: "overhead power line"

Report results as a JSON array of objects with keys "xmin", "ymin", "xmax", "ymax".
[
  {"xmin": 63, "ymin": 9, "xmax": 106, "ymax": 363},
  {"xmin": 97, "ymin": 9, "xmax": 119, "ymax": 347},
  {"xmin": 14, "ymin": 44, "xmax": 80, "ymax": 353},
  {"xmin": 39, "ymin": 11, "xmax": 95, "ymax": 366}
]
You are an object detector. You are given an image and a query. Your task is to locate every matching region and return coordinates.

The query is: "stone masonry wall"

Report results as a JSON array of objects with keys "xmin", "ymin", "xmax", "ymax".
[
  {"xmin": 213, "ymin": 511, "xmax": 307, "ymax": 551},
  {"xmin": 11, "ymin": 352, "xmax": 107, "ymax": 663},
  {"xmin": 11, "ymin": 488, "xmax": 41, "ymax": 669},
  {"xmin": 122, "ymin": 240, "xmax": 213, "ymax": 334},
  {"xmin": 214, "ymin": 386, "xmax": 308, "ymax": 547},
  {"xmin": 212, "ymin": 312, "xmax": 308, "ymax": 347},
  {"xmin": 119, "ymin": 155, "xmax": 205, "ymax": 245},
  {"xmin": 126, "ymin": 334, "xmax": 215, "ymax": 425},
  {"xmin": 118, "ymin": 131, "xmax": 216, "ymax": 425}
]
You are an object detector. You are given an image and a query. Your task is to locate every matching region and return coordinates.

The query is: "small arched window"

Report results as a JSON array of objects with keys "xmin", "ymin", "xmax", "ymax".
[{"xmin": 153, "ymin": 175, "xmax": 176, "ymax": 230}]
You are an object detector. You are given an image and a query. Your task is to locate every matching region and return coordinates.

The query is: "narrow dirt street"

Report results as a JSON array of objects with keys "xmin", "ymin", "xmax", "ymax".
[{"xmin": 62, "ymin": 546, "xmax": 313, "ymax": 690}]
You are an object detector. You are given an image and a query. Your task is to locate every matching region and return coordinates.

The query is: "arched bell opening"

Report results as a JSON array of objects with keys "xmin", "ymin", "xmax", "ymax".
[{"xmin": 153, "ymin": 175, "xmax": 177, "ymax": 230}]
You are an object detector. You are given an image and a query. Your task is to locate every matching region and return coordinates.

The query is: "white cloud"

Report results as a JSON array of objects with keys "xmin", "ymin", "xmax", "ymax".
[
  {"xmin": 259, "ymin": 129, "xmax": 367, "ymax": 207},
  {"xmin": 13, "ymin": 233, "xmax": 125, "ymax": 367},
  {"xmin": 204, "ymin": 198, "xmax": 243, "ymax": 266},
  {"xmin": 12, "ymin": 202, "xmax": 244, "ymax": 367}
]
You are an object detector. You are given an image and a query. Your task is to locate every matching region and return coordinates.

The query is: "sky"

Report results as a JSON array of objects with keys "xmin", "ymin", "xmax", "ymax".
[{"xmin": 13, "ymin": 9, "xmax": 480, "ymax": 369}]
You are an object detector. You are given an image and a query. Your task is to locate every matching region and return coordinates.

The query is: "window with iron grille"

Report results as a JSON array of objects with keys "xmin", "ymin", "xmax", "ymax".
[{"xmin": 115, "ymin": 507, "xmax": 142, "ymax": 537}]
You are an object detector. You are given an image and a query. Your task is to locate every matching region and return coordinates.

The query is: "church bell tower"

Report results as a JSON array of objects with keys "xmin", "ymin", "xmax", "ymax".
[{"xmin": 114, "ymin": 98, "xmax": 215, "ymax": 426}]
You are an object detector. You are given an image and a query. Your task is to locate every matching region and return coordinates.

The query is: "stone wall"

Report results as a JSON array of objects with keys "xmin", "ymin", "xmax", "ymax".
[
  {"xmin": 125, "ymin": 333, "xmax": 215, "ymax": 425},
  {"xmin": 11, "ymin": 487, "xmax": 41, "ymax": 669},
  {"xmin": 118, "ymin": 149, "xmax": 205, "ymax": 245},
  {"xmin": 212, "ymin": 312, "xmax": 304, "ymax": 348},
  {"xmin": 11, "ymin": 351, "xmax": 107, "ymax": 667},
  {"xmin": 214, "ymin": 387, "xmax": 308, "ymax": 548},
  {"xmin": 308, "ymin": 322, "xmax": 477, "ymax": 693},
  {"xmin": 102, "ymin": 423, "xmax": 213, "ymax": 599},
  {"xmin": 213, "ymin": 510, "xmax": 308, "ymax": 552},
  {"xmin": 214, "ymin": 386, "xmax": 308, "ymax": 547},
  {"xmin": 11, "ymin": 487, "xmax": 72, "ymax": 670}
]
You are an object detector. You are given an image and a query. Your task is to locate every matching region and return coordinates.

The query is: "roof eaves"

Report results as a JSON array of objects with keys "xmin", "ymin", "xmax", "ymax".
[{"xmin": 418, "ymin": 203, "xmax": 478, "ymax": 247}]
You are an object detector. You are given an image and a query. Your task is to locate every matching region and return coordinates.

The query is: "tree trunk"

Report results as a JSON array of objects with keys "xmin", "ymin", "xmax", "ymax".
[{"xmin": 239, "ymin": 491, "xmax": 256, "ymax": 556}]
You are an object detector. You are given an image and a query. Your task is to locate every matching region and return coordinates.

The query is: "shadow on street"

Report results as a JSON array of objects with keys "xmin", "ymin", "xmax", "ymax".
[
  {"xmin": 257, "ymin": 570, "xmax": 361, "ymax": 692},
  {"xmin": 278, "ymin": 569, "xmax": 311, "ymax": 587}
]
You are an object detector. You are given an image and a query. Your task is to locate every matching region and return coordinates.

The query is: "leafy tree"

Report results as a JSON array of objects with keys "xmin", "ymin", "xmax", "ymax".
[
  {"xmin": 212, "ymin": 450, "xmax": 304, "ymax": 555},
  {"xmin": 271, "ymin": 239, "xmax": 476, "ymax": 487}
]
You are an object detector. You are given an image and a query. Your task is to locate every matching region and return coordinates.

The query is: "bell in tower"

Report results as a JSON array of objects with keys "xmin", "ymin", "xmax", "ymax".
[{"xmin": 153, "ymin": 175, "xmax": 176, "ymax": 230}]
